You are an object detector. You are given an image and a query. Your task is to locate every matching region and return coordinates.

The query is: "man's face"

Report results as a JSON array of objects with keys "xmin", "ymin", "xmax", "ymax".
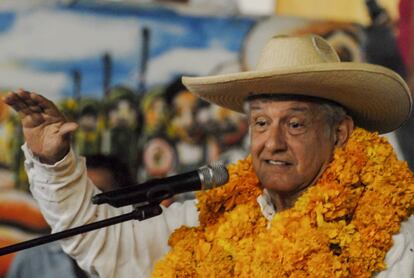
[{"xmin": 249, "ymin": 99, "xmax": 335, "ymax": 195}]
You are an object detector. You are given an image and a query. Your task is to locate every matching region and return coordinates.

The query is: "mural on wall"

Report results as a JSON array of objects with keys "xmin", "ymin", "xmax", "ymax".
[
  {"xmin": 0, "ymin": 1, "xmax": 406, "ymax": 275},
  {"xmin": 0, "ymin": 3, "xmax": 371, "ymax": 187},
  {"xmin": 0, "ymin": 3, "xmax": 257, "ymax": 186}
]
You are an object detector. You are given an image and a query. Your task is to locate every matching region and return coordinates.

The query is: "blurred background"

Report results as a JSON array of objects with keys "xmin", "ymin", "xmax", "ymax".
[{"xmin": 0, "ymin": 0, "xmax": 413, "ymax": 276}]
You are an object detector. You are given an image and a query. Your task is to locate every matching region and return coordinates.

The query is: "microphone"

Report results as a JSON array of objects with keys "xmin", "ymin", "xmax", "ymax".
[{"xmin": 92, "ymin": 161, "xmax": 229, "ymax": 208}]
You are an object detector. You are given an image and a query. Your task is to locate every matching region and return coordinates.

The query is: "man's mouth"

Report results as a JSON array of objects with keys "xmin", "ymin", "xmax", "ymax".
[{"xmin": 265, "ymin": 160, "xmax": 292, "ymax": 166}]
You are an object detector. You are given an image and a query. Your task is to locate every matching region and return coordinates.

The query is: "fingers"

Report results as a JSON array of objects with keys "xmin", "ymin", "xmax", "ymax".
[
  {"xmin": 4, "ymin": 89, "xmax": 62, "ymax": 118},
  {"xmin": 30, "ymin": 93, "xmax": 65, "ymax": 119},
  {"xmin": 4, "ymin": 91, "xmax": 34, "ymax": 115},
  {"xmin": 16, "ymin": 90, "xmax": 44, "ymax": 113}
]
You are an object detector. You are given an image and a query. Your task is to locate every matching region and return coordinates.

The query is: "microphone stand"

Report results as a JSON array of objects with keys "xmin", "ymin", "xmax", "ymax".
[{"xmin": 0, "ymin": 203, "xmax": 162, "ymax": 256}]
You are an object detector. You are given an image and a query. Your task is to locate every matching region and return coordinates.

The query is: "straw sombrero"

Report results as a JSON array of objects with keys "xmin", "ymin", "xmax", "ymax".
[{"xmin": 182, "ymin": 34, "xmax": 412, "ymax": 134}]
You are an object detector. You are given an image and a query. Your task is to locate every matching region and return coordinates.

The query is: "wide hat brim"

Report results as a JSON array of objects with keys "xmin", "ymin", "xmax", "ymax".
[{"xmin": 183, "ymin": 62, "xmax": 412, "ymax": 134}]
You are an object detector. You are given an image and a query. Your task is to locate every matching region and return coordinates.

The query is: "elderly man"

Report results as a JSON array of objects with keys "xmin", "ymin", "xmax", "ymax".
[{"xmin": 4, "ymin": 35, "xmax": 414, "ymax": 277}]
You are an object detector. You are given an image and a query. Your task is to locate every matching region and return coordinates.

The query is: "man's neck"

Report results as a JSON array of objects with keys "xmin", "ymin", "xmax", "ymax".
[{"xmin": 266, "ymin": 189, "xmax": 306, "ymax": 211}]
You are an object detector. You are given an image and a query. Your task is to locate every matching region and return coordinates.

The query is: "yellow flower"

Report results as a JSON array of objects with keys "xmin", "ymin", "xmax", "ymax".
[{"xmin": 152, "ymin": 128, "xmax": 414, "ymax": 277}]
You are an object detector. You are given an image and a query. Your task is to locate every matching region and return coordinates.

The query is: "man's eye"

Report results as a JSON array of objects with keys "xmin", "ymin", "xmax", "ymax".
[
  {"xmin": 287, "ymin": 120, "xmax": 307, "ymax": 134},
  {"xmin": 256, "ymin": 120, "xmax": 266, "ymax": 127},
  {"xmin": 251, "ymin": 118, "xmax": 268, "ymax": 131},
  {"xmin": 289, "ymin": 121, "xmax": 303, "ymax": 129}
]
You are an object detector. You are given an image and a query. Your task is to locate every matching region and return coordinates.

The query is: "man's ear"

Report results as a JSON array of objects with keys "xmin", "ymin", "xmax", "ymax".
[{"xmin": 334, "ymin": 116, "xmax": 354, "ymax": 147}]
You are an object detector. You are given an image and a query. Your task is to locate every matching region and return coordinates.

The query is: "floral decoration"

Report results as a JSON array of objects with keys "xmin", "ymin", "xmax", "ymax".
[{"xmin": 153, "ymin": 128, "xmax": 414, "ymax": 277}]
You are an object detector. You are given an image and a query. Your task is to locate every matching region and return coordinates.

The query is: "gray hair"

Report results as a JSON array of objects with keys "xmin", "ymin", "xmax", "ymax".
[{"xmin": 244, "ymin": 94, "xmax": 347, "ymax": 130}]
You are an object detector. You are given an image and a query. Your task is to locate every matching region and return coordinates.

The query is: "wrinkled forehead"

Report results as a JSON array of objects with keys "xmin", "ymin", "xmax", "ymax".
[{"xmin": 243, "ymin": 94, "xmax": 343, "ymax": 113}]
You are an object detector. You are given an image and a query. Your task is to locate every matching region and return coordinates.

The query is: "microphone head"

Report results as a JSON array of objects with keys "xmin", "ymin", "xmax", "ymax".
[{"xmin": 198, "ymin": 161, "xmax": 229, "ymax": 190}]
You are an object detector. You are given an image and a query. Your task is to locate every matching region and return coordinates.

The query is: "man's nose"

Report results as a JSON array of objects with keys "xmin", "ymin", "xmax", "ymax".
[{"xmin": 264, "ymin": 125, "xmax": 287, "ymax": 152}]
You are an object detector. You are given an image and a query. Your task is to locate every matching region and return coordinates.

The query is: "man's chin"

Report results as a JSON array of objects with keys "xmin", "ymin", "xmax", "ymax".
[
  {"xmin": 263, "ymin": 183, "xmax": 310, "ymax": 196},
  {"xmin": 262, "ymin": 184, "xmax": 296, "ymax": 193}
]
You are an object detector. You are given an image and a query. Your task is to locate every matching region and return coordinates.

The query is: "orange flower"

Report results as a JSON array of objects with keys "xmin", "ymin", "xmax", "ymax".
[{"xmin": 152, "ymin": 128, "xmax": 414, "ymax": 277}]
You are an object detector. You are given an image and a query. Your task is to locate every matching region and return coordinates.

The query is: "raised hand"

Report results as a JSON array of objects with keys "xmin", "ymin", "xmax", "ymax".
[{"xmin": 4, "ymin": 89, "xmax": 78, "ymax": 164}]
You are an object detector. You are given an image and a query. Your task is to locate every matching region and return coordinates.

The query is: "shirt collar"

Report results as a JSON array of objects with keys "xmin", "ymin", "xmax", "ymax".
[{"xmin": 256, "ymin": 189, "xmax": 276, "ymax": 222}]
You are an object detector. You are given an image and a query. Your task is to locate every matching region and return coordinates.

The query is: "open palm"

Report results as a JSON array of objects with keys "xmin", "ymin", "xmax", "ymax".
[{"xmin": 4, "ymin": 90, "xmax": 78, "ymax": 164}]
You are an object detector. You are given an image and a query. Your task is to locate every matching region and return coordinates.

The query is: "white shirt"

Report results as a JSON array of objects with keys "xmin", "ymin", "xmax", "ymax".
[{"xmin": 23, "ymin": 145, "xmax": 414, "ymax": 278}]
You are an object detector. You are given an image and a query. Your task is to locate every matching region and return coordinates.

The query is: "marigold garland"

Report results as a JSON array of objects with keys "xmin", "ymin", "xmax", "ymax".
[{"xmin": 152, "ymin": 128, "xmax": 414, "ymax": 277}]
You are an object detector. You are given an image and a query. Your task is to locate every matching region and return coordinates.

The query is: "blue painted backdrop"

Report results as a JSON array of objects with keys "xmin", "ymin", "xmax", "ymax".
[
  {"xmin": 0, "ymin": 3, "xmax": 372, "ymax": 187},
  {"xmin": 0, "ymin": 3, "xmax": 255, "ymax": 100}
]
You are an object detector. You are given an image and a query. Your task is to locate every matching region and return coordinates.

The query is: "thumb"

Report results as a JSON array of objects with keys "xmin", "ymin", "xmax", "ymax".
[{"xmin": 59, "ymin": 122, "xmax": 79, "ymax": 136}]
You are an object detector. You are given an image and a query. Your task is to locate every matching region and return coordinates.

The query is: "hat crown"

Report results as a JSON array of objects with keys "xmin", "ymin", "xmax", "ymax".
[{"xmin": 256, "ymin": 35, "xmax": 341, "ymax": 70}]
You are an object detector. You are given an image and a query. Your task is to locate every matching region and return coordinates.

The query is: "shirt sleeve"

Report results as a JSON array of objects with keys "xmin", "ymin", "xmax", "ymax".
[
  {"xmin": 22, "ymin": 144, "xmax": 199, "ymax": 278},
  {"xmin": 376, "ymin": 215, "xmax": 414, "ymax": 278}
]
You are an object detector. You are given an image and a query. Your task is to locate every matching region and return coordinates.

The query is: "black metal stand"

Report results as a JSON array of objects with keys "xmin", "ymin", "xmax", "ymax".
[{"xmin": 0, "ymin": 204, "xmax": 162, "ymax": 256}]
